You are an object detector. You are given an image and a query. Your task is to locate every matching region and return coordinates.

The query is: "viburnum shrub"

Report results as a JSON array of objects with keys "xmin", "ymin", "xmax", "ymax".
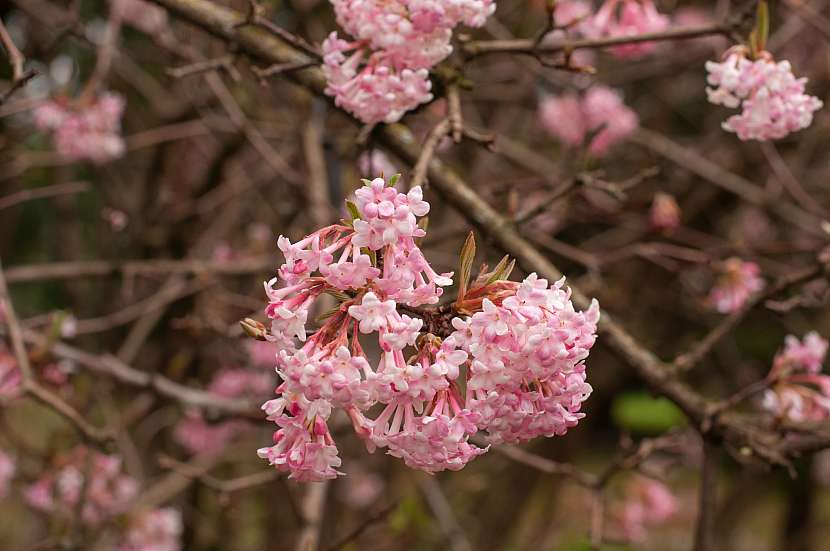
[{"xmin": 247, "ymin": 176, "xmax": 600, "ymax": 481}]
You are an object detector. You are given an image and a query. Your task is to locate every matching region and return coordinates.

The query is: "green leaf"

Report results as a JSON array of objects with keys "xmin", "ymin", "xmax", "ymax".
[
  {"xmin": 389, "ymin": 173, "xmax": 401, "ymax": 187},
  {"xmin": 611, "ymin": 391, "xmax": 686, "ymax": 434},
  {"xmin": 345, "ymin": 200, "xmax": 360, "ymax": 222},
  {"xmin": 756, "ymin": 0, "xmax": 769, "ymax": 53}
]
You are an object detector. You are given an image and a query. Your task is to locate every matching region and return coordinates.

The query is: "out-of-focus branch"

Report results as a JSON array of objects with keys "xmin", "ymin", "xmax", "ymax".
[
  {"xmin": 693, "ymin": 440, "xmax": 719, "ymax": 551},
  {"xmin": 0, "ymin": 18, "xmax": 38, "ymax": 103},
  {"xmin": 418, "ymin": 475, "xmax": 473, "ymax": 551},
  {"xmin": 0, "ymin": 181, "xmax": 91, "ymax": 211},
  {"xmin": 409, "ymin": 118, "xmax": 451, "ymax": 191},
  {"xmin": 295, "ymin": 481, "xmax": 329, "ymax": 551}
]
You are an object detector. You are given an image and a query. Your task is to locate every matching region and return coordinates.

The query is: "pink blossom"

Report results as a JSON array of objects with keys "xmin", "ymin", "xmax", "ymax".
[
  {"xmin": 118, "ymin": 508, "xmax": 182, "ymax": 551},
  {"xmin": 764, "ymin": 333, "xmax": 830, "ymax": 422},
  {"xmin": 322, "ymin": 0, "xmax": 494, "ymax": 123},
  {"xmin": 649, "ymin": 192, "xmax": 681, "ymax": 233},
  {"xmin": 34, "ymin": 92, "xmax": 126, "ymax": 163},
  {"xmin": 256, "ymin": 176, "xmax": 600, "ymax": 479},
  {"xmin": 586, "ymin": 0, "xmax": 670, "ymax": 58},
  {"xmin": 24, "ymin": 447, "xmax": 139, "ymax": 526},
  {"xmin": 706, "ymin": 49, "xmax": 822, "ymax": 141},
  {"xmin": 707, "ymin": 258, "xmax": 765, "ymax": 314},
  {"xmin": 247, "ymin": 340, "xmax": 278, "ymax": 368},
  {"xmin": 0, "ymin": 450, "xmax": 15, "ymax": 499},
  {"xmin": 538, "ymin": 86, "xmax": 638, "ymax": 157},
  {"xmin": 615, "ymin": 476, "xmax": 677, "ymax": 541},
  {"xmin": 358, "ymin": 150, "xmax": 398, "ymax": 178}
]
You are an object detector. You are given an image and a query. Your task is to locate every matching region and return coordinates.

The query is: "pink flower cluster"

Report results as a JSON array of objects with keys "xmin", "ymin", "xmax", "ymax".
[
  {"xmin": 705, "ymin": 49, "xmax": 823, "ymax": 141},
  {"xmin": 706, "ymin": 257, "xmax": 764, "ymax": 314},
  {"xmin": 585, "ymin": 0, "xmax": 670, "ymax": 58},
  {"xmin": 614, "ymin": 476, "xmax": 677, "ymax": 541},
  {"xmin": 24, "ymin": 446, "xmax": 139, "ymax": 525},
  {"xmin": 0, "ymin": 449, "xmax": 15, "ymax": 499},
  {"xmin": 764, "ymin": 332, "xmax": 830, "ymax": 422},
  {"xmin": 118, "ymin": 508, "xmax": 182, "ymax": 551},
  {"xmin": 256, "ymin": 176, "xmax": 600, "ymax": 481},
  {"xmin": 538, "ymin": 86, "xmax": 639, "ymax": 156},
  {"xmin": 322, "ymin": 0, "xmax": 495, "ymax": 123},
  {"xmin": 33, "ymin": 92, "xmax": 126, "ymax": 163},
  {"xmin": 174, "ymin": 367, "xmax": 274, "ymax": 456}
]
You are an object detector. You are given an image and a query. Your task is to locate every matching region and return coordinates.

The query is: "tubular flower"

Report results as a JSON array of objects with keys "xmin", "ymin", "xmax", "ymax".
[
  {"xmin": 322, "ymin": 0, "xmax": 495, "ymax": 123},
  {"xmin": 586, "ymin": 0, "xmax": 670, "ymax": 58},
  {"xmin": 649, "ymin": 192, "xmax": 681, "ymax": 234},
  {"xmin": 255, "ymin": 176, "xmax": 600, "ymax": 480},
  {"xmin": 33, "ymin": 92, "xmax": 126, "ymax": 163},
  {"xmin": 705, "ymin": 47, "xmax": 823, "ymax": 141},
  {"xmin": 763, "ymin": 332, "xmax": 830, "ymax": 422},
  {"xmin": 706, "ymin": 257, "xmax": 765, "ymax": 314},
  {"xmin": 539, "ymin": 86, "xmax": 638, "ymax": 157}
]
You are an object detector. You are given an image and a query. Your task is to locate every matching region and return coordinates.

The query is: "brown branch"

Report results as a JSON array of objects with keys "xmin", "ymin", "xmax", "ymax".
[
  {"xmin": 166, "ymin": 55, "xmax": 240, "ymax": 80},
  {"xmin": 157, "ymin": 454, "xmax": 279, "ymax": 494},
  {"xmin": 4, "ymin": 256, "xmax": 272, "ymax": 283},
  {"xmin": 0, "ymin": 18, "xmax": 38, "ymax": 103},
  {"xmin": 693, "ymin": 440, "xmax": 719, "ymax": 551},
  {"xmin": 0, "ymin": 181, "xmax": 91, "ymax": 211},
  {"xmin": 409, "ymin": 118, "xmax": 451, "ymax": 191},
  {"xmin": 295, "ymin": 480, "xmax": 329, "ymax": 551},
  {"xmin": 462, "ymin": 23, "xmax": 730, "ymax": 57},
  {"xmin": 324, "ymin": 502, "xmax": 398, "ymax": 551}
]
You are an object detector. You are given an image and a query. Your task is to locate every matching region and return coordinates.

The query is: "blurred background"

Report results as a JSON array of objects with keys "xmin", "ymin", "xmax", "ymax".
[{"xmin": 2, "ymin": 0, "xmax": 830, "ymax": 549}]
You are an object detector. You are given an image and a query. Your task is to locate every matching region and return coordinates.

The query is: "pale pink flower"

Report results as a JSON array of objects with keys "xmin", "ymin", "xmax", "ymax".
[
  {"xmin": 0, "ymin": 450, "xmax": 15, "ymax": 499},
  {"xmin": 118, "ymin": 507, "xmax": 182, "ymax": 551},
  {"xmin": 34, "ymin": 92, "xmax": 126, "ymax": 163},
  {"xmin": 247, "ymin": 340, "xmax": 278, "ymax": 368},
  {"xmin": 538, "ymin": 86, "xmax": 638, "ymax": 157},
  {"xmin": 706, "ymin": 49, "xmax": 822, "ymax": 141},
  {"xmin": 174, "ymin": 411, "xmax": 248, "ymax": 457},
  {"xmin": 649, "ymin": 192, "xmax": 681, "ymax": 233},
  {"xmin": 707, "ymin": 258, "xmax": 765, "ymax": 314},
  {"xmin": 764, "ymin": 333, "xmax": 830, "ymax": 422},
  {"xmin": 348, "ymin": 292, "xmax": 397, "ymax": 333}
]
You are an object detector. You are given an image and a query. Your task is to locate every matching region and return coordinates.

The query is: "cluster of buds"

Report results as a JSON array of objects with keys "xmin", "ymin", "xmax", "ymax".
[
  {"xmin": 706, "ymin": 47, "xmax": 823, "ymax": 141},
  {"xmin": 763, "ymin": 332, "xmax": 830, "ymax": 422},
  {"xmin": 706, "ymin": 257, "xmax": 765, "ymax": 314},
  {"xmin": 322, "ymin": 0, "xmax": 495, "ymax": 123},
  {"xmin": 612, "ymin": 476, "xmax": 677, "ymax": 541},
  {"xmin": 254, "ymin": 176, "xmax": 600, "ymax": 481},
  {"xmin": 33, "ymin": 92, "xmax": 126, "ymax": 163},
  {"xmin": 174, "ymin": 367, "xmax": 274, "ymax": 456},
  {"xmin": 538, "ymin": 85, "xmax": 639, "ymax": 157}
]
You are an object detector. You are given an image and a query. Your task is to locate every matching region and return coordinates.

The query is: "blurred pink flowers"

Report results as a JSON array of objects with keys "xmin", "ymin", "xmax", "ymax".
[
  {"xmin": 118, "ymin": 508, "xmax": 182, "ymax": 551},
  {"xmin": 706, "ymin": 48, "xmax": 823, "ymax": 141},
  {"xmin": 24, "ymin": 447, "xmax": 138, "ymax": 526},
  {"xmin": 586, "ymin": 0, "xmax": 670, "ymax": 58},
  {"xmin": 764, "ymin": 332, "xmax": 830, "ymax": 422},
  {"xmin": 0, "ymin": 344, "xmax": 22, "ymax": 399},
  {"xmin": 33, "ymin": 92, "xmax": 126, "ymax": 163},
  {"xmin": 614, "ymin": 476, "xmax": 677, "ymax": 541},
  {"xmin": 538, "ymin": 86, "xmax": 639, "ymax": 156},
  {"xmin": 707, "ymin": 257, "xmax": 764, "ymax": 314}
]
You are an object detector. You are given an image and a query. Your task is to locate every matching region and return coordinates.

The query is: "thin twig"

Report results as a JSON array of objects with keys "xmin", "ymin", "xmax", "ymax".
[
  {"xmin": 324, "ymin": 502, "xmax": 398, "ymax": 551},
  {"xmin": 0, "ymin": 18, "xmax": 38, "ymax": 102},
  {"xmin": 0, "ymin": 181, "xmax": 91, "ymax": 211},
  {"xmin": 409, "ymin": 119, "xmax": 451, "ymax": 191},
  {"xmin": 693, "ymin": 440, "xmax": 718, "ymax": 551},
  {"xmin": 295, "ymin": 481, "xmax": 329, "ymax": 551}
]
